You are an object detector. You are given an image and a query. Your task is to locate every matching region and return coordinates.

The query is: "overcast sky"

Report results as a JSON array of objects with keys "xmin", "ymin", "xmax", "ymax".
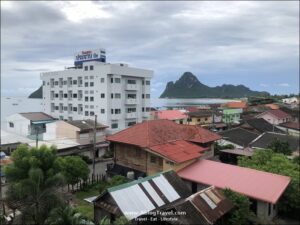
[{"xmin": 1, "ymin": 1, "xmax": 299, "ymax": 97}]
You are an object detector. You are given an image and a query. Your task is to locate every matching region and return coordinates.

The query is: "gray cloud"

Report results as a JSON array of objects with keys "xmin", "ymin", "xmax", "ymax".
[{"xmin": 1, "ymin": 1, "xmax": 299, "ymax": 97}]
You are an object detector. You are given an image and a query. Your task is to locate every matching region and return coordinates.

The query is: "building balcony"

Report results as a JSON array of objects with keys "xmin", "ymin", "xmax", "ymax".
[
  {"xmin": 126, "ymin": 112, "xmax": 137, "ymax": 119},
  {"xmin": 111, "ymin": 114, "xmax": 122, "ymax": 120},
  {"xmin": 125, "ymin": 84, "xmax": 138, "ymax": 91},
  {"xmin": 126, "ymin": 98, "xmax": 137, "ymax": 105}
]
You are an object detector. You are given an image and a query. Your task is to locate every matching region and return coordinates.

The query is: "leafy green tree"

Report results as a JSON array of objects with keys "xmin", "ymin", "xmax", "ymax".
[
  {"xmin": 267, "ymin": 139, "xmax": 292, "ymax": 155},
  {"xmin": 99, "ymin": 216, "xmax": 111, "ymax": 225},
  {"xmin": 222, "ymin": 189, "xmax": 253, "ymax": 225},
  {"xmin": 45, "ymin": 205, "xmax": 92, "ymax": 225},
  {"xmin": 99, "ymin": 216, "xmax": 128, "ymax": 225},
  {"xmin": 238, "ymin": 150, "xmax": 300, "ymax": 218},
  {"xmin": 4, "ymin": 144, "xmax": 65, "ymax": 225},
  {"xmin": 55, "ymin": 156, "xmax": 90, "ymax": 186}
]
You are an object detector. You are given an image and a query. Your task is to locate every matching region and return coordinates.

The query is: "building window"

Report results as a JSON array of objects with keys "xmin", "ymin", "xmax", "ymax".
[
  {"xmin": 64, "ymin": 93, "xmax": 68, "ymax": 98},
  {"xmin": 101, "ymin": 109, "xmax": 105, "ymax": 114},
  {"xmin": 128, "ymin": 121, "xmax": 136, "ymax": 126},
  {"xmin": 115, "ymin": 109, "xmax": 121, "ymax": 114},
  {"xmin": 90, "ymin": 65, "xmax": 94, "ymax": 70},
  {"xmin": 63, "ymin": 106, "xmax": 68, "ymax": 111},
  {"xmin": 90, "ymin": 82, "xmax": 94, "ymax": 87},
  {"xmin": 127, "ymin": 108, "xmax": 136, "ymax": 113},
  {"xmin": 127, "ymin": 79, "xmax": 136, "ymax": 84},
  {"xmin": 115, "ymin": 93, "xmax": 121, "ymax": 98},
  {"xmin": 146, "ymin": 107, "xmax": 150, "ymax": 112},
  {"xmin": 85, "ymin": 97, "xmax": 89, "ymax": 101},
  {"xmin": 111, "ymin": 109, "xmax": 114, "ymax": 114},
  {"xmin": 101, "ymin": 93, "xmax": 105, "ymax": 98},
  {"xmin": 111, "ymin": 93, "xmax": 114, "ymax": 99},
  {"xmin": 90, "ymin": 105, "xmax": 94, "ymax": 109},
  {"xmin": 54, "ymin": 81, "xmax": 59, "ymax": 86},
  {"xmin": 55, "ymin": 93, "xmax": 59, "ymax": 98},
  {"xmin": 111, "ymin": 78, "xmax": 114, "ymax": 83},
  {"xmin": 55, "ymin": 106, "xmax": 59, "ymax": 110},
  {"xmin": 150, "ymin": 156, "xmax": 156, "ymax": 163},
  {"xmin": 73, "ymin": 80, "xmax": 77, "ymax": 85},
  {"xmin": 85, "ymin": 82, "xmax": 89, "ymax": 87},
  {"xmin": 9, "ymin": 122, "xmax": 14, "ymax": 128},
  {"xmin": 127, "ymin": 94, "xmax": 136, "ymax": 99},
  {"xmin": 85, "ymin": 105, "xmax": 89, "ymax": 109},
  {"xmin": 84, "ymin": 76, "xmax": 88, "ymax": 80},
  {"xmin": 142, "ymin": 94, "xmax": 145, "ymax": 99},
  {"xmin": 63, "ymin": 80, "xmax": 67, "ymax": 85},
  {"xmin": 166, "ymin": 161, "xmax": 174, "ymax": 166},
  {"xmin": 73, "ymin": 93, "xmax": 77, "ymax": 98},
  {"xmin": 101, "ymin": 78, "xmax": 105, "ymax": 83},
  {"xmin": 111, "ymin": 123, "xmax": 118, "ymax": 129},
  {"xmin": 142, "ymin": 107, "xmax": 145, "ymax": 112},
  {"xmin": 43, "ymin": 81, "xmax": 46, "ymax": 85},
  {"xmin": 90, "ymin": 90, "xmax": 94, "ymax": 94},
  {"xmin": 142, "ymin": 80, "xmax": 145, "ymax": 85},
  {"xmin": 146, "ymin": 94, "xmax": 150, "ymax": 99},
  {"xmin": 146, "ymin": 80, "xmax": 150, "ymax": 85},
  {"xmin": 73, "ymin": 107, "xmax": 77, "ymax": 112},
  {"xmin": 85, "ymin": 111, "xmax": 89, "ymax": 116},
  {"xmin": 84, "ymin": 66, "xmax": 88, "ymax": 71},
  {"xmin": 90, "ymin": 97, "xmax": 94, "ymax": 101},
  {"xmin": 90, "ymin": 111, "xmax": 94, "ymax": 116},
  {"xmin": 115, "ymin": 78, "xmax": 121, "ymax": 83}
]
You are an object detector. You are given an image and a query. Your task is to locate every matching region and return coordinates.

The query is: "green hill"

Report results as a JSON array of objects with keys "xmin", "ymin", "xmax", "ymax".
[
  {"xmin": 28, "ymin": 85, "xmax": 43, "ymax": 98},
  {"xmin": 160, "ymin": 72, "xmax": 270, "ymax": 98}
]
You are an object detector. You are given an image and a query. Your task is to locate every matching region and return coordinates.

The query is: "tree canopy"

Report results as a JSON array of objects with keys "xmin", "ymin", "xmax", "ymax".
[
  {"xmin": 267, "ymin": 139, "xmax": 292, "ymax": 155},
  {"xmin": 222, "ymin": 189, "xmax": 253, "ymax": 225},
  {"xmin": 4, "ymin": 144, "xmax": 90, "ymax": 225},
  {"xmin": 55, "ymin": 156, "xmax": 90, "ymax": 185}
]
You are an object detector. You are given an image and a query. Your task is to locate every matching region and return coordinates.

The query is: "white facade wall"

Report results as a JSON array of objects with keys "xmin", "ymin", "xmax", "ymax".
[
  {"xmin": 6, "ymin": 114, "xmax": 31, "ymax": 137},
  {"xmin": 258, "ymin": 114, "xmax": 289, "ymax": 125},
  {"xmin": 41, "ymin": 61, "xmax": 153, "ymax": 132}
]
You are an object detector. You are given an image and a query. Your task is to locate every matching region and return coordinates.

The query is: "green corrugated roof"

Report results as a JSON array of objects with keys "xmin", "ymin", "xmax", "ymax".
[{"xmin": 107, "ymin": 170, "xmax": 172, "ymax": 193}]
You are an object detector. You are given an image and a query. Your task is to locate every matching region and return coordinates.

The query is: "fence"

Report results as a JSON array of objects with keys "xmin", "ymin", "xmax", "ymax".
[{"xmin": 67, "ymin": 173, "xmax": 107, "ymax": 192}]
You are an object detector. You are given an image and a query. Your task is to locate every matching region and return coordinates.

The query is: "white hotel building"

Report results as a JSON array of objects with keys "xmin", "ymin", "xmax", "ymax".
[{"xmin": 41, "ymin": 49, "xmax": 153, "ymax": 131}]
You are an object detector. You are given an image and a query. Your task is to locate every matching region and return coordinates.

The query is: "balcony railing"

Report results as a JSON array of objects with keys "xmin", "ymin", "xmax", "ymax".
[
  {"xmin": 125, "ymin": 84, "xmax": 138, "ymax": 91},
  {"xmin": 126, "ymin": 98, "xmax": 137, "ymax": 105},
  {"xmin": 126, "ymin": 112, "xmax": 137, "ymax": 119}
]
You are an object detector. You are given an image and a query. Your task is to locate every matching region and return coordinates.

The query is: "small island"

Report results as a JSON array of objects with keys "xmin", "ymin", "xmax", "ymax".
[{"xmin": 160, "ymin": 72, "xmax": 269, "ymax": 99}]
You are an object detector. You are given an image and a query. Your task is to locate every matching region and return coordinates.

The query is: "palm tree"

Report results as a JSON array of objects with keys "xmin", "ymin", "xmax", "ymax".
[{"xmin": 45, "ymin": 205, "xmax": 93, "ymax": 225}]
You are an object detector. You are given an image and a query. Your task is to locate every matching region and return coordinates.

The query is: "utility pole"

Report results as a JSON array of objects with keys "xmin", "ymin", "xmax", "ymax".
[
  {"xmin": 92, "ymin": 115, "xmax": 97, "ymax": 181},
  {"xmin": 35, "ymin": 126, "xmax": 39, "ymax": 148}
]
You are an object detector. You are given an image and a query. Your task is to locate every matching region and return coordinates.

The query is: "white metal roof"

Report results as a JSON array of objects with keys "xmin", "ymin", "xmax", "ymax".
[{"xmin": 109, "ymin": 173, "xmax": 181, "ymax": 220}]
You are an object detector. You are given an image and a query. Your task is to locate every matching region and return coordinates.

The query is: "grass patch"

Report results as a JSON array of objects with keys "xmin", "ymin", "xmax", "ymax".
[{"xmin": 73, "ymin": 176, "xmax": 129, "ymax": 221}]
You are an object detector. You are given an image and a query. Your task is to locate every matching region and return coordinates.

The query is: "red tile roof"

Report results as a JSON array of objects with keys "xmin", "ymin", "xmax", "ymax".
[
  {"xmin": 264, "ymin": 104, "xmax": 280, "ymax": 110},
  {"xmin": 264, "ymin": 109, "xmax": 291, "ymax": 119},
  {"xmin": 278, "ymin": 122, "xmax": 300, "ymax": 131},
  {"xmin": 150, "ymin": 140, "xmax": 208, "ymax": 163},
  {"xmin": 225, "ymin": 101, "xmax": 248, "ymax": 109},
  {"xmin": 153, "ymin": 110, "xmax": 188, "ymax": 120},
  {"xmin": 186, "ymin": 106, "xmax": 199, "ymax": 113},
  {"xmin": 107, "ymin": 120, "xmax": 221, "ymax": 148},
  {"xmin": 178, "ymin": 160, "xmax": 291, "ymax": 204}
]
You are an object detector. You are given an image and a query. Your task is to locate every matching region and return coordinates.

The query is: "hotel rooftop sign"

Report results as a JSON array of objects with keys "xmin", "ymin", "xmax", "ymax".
[{"xmin": 74, "ymin": 48, "xmax": 106, "ymax": 66}]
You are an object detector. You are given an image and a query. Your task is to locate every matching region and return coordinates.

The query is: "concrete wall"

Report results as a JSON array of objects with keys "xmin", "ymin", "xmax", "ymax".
[
  {"xmin": 257, "ymin": 201, "xmax": 277, "ymax": 220},
  {"xmin": 6, "ymin": 114, "xmax": 30, "ymax": 137},
  {"xmin": 257, "ymin": 113, "xmax": 291, "ymax": 125},
  {"xmin": 188, "ymin": 116, "xmax": 213, "ymax": 126}
]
